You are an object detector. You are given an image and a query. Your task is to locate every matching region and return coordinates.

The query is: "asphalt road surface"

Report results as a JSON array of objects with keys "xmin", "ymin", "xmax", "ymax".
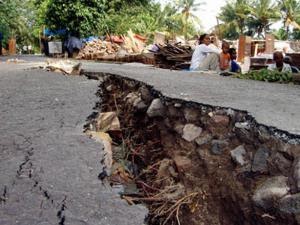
[
  {"xmin": 83, "ymin": 62, "xmax": 300, "ymax": 136},
  {"xmin": 0, "ymin": 61, "xmax": 147, "ymax": 225}
]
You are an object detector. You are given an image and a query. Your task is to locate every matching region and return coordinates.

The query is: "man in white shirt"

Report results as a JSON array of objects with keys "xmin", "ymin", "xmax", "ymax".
[
  {"xmin": 190, "ymin": 34, "xmax": 221, "ymax": 71},
  {"xmin": 267, "ymin": 51, "xmax": 292, "ymax": 73}
]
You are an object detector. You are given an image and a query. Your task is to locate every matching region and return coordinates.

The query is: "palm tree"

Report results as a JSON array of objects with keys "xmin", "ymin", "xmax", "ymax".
[
  {"xmin": 248, "ymin": 0, "xmax": 281, "ymax": 38},
  {"xmin": 277, "ymin": 0, "xmax": 300, "ymax": 38},
  {"xmin": 176, "ymin": 0, "xmax": 204, "ymax": 39},
  {"xmin": 218, "ymin": 0, "xmax": 251, "ymax": 35}
]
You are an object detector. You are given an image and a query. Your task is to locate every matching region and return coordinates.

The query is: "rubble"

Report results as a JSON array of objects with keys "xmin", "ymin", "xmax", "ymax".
[
  {"xmin": 76, "ymin": 31, "xmax": 147, "ymax": 62},
  {"xmin": 85, "ymin": 73, "xmax": 300, "ymax": 225},
  {"xmin": 45, "ymin": 60, "xmax": 82, "ymax": 75},
  {"xmin": 76, "ymin": 39, "xmax": 121, "ymax": 60},
  {"xmin": 153, "ymin": 43, "xmax": 192, "ymax": 69}
]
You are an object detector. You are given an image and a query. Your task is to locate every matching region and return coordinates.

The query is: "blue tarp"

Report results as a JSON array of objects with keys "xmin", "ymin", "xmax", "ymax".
[
  {"xmin": 44, "ymin": 28, "xmax": 67, "ymax": 36},
  {"xmin": 82, "ymin": 36, "xmax": 99, "ymax": 43}
]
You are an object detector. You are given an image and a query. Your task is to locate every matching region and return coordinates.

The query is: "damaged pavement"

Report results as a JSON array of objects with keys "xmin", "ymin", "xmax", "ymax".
[
  {"xmin": 0, "ymin": 63, "xmax": 147, "ymax": 225},
  {"xmin": 1, "ymin": 58, "xmax": 300, "ymax": 225}
]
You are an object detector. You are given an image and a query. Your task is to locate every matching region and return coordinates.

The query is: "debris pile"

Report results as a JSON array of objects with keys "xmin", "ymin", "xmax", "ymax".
[
  {"xmin": 85, "ymin": 72, "xmax": 300, "ymax": 225},
  {"xmin": 77, "ymin": 31, "xmax": 147, "ymax": 62},
  {"xmin": 44, "ymin": 60, "xmax": 82, "ymax": 75},
  {"xmin": 76, "ymin": 40, "xmax": 121, "ymax": 60},
  {"xmin": 153, "ymin": 43, "xmax": 193, "ymax": 70}
]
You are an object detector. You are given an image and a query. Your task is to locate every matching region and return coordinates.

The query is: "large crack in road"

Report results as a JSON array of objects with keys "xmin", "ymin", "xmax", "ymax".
[
  {"xmin": 85, "ymin": 72, "xmax": 300, "ymax": 225},
  {"xmin": 1, "ymin": 59, "xmax": 300, "ymax": 225}
]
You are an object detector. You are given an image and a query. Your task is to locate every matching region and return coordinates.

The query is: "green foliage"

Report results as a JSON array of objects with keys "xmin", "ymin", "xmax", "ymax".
[
  {"xmin": 45, "ymin": 0, "xmax": 106, "ymax": 37},
  {"xmin": 0, "ymin": 0, "xmax": 37, "ymax": 46},
  {"xmin": 218, "ymin": 0, "xmax": 298, "ymax": 40},
  {"xmin": 219, "ymin": 0, "xmax": 251, "ymax": 35},
  {"xmin": 277, "ymin": 0, "xmax": 300, "ymax": 38},
  {"xmin": 273, "ymin": 27, "xmax": 288, "ymax": 40},
  {"xmin": 175, "ymin": 0, "xmax": 204, "ymax": 38},
  {"xmin": 236, "ymin": 69, "xmax": 292, "ymax": 83},
  {"xmin": 102, "ymin": 1, "xmax": 199, "ymax": 40},
  {"xmin": 247, "ymin": 0, "xmax": 281, "ymax": 38}
]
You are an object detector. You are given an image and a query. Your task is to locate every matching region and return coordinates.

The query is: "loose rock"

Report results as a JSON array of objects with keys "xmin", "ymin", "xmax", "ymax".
[
  {"xmin": 168, "ymin": 105, "xmax": 182, "ymax": 118},
  {"xmin": 173, "ymin": 155, "xmax": 192, "ymax": 172},
  {"xmin": 95, "ymin": 112, "xmax": 121, "ymax": 132},
  {"xmin": 235, "ymin": 122, "xmax": 250, "ymax": 130},
  {"xmin": 133, "ymin": 97, "xmax": 148, "ymax": 111},
  {"xmin": 252, "ymin": 146, "xmax": 270, "ymax": 173},
  {"xmin": 195, "ymin": 134, "xmax": 212, "ymax": 146},
  {"xmin": 230, "ymin": 145, "xmax": 248, "ymax": 166},
  {"xmin": 139, "ymin": 85, "xmax": 153, "ymax": 103},
  {"xmin": 253, "ymin": 176, "xmax": 290, "ymax": 210},
  {"xmin": 293, "ymin": 158, "xmax": 300, "ymax": 191},
  {"xmin": 279, "ymin": 193, "xmax": 300, "ymax": 214},
  {"xmin": 211, "ymin": 140, "xmax": 228, "ymax": 155},
  {"xmin": 268, "ymin": 152, "xmax": 291, "ymax": 176},
  {"xmin": 174, "ymin": 122, "xmax": 184, "ymax": 135},
  {"xmin": 182, "ymin": 124, "xmax": 202, "ymax": 142},
  {"xmin": 184, "ymin": 108, "xmax": 200, "ymax": 122},
  {"xmin": 174, "ymin": 103, "xmax": 182, "ymax": 108},
  {"xmin": 147, "ymin": 98, "xmax": 165, "ymax": 117},
  {"xmin": 125, "ymin": 92, "xmax": 140, "ymax": 104},
  {"xmin": 212, "ymin": 115, "xmax": 230, "ymax": 126}
]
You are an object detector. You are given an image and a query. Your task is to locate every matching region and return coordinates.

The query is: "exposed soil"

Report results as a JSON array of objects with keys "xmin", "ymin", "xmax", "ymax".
[{"xmin": 85, "ymin": 72, "xmax": 300, "ymax": 225}]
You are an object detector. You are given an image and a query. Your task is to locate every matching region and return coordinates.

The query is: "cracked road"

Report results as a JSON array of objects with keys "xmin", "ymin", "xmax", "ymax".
[{"xmin": 0, "ymin": 62, "xmax": 147, "ymax": 225}]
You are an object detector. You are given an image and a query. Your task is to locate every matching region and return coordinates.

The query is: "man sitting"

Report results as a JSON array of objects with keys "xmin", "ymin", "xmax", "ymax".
[
  {"xmin": 283, "ymin": 56, "xmax": 300, "ymax": 73},
  {"xmin": 267, "ymin": 51, "xmax": 292, "ymax": 73}
]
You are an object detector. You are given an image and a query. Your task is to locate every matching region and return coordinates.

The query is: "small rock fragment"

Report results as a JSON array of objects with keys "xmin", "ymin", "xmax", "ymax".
[
  {"xmin": 268, "ymin": 152, "xmax": 291, "ymax": 175},
  {"xmin": 174, "ymin": 103, "xmax": 182, "ymax": 108},
  {"xmin": 182, "ymin": 124, "xmax": 202, "ymax": 142},
  {"xmin": 184, "ymin": 108, "xmax": 200, "ymax": 122},
  {"xmin": 279, "ymin": 193, "xmax": 300, "ymax": 214},
  {"xmin": 230, "ymin": 145, "xmax": 247, "ymax": 166},
  {"xmin": 139, "ymin": 85, "xmax": 153, "ymax": 103},
  {"xmin": 173, "ymin": 155, "xmax": 192, "ymax": 172},
  {"xmin": 294, "ymin": 158, "xmax": 300, "ymax": 191},
  {"xmin": 125, "ymin": 92, "xmax": 140, "ymax": 104},
  {"xmin": 168, "ymin": 105, "xmax": 182, "ymax": 118},
  {"xmin": 195, "ymin": 134, "xmax": 212, "ymax": 146},
  {"xmin": 133, "ymin": 97, "xmax": 147, "ymax": 110},
  {"xmin": 95, "ymin": 112, "xmax": 121, "ymax": 132},
  {"xmin": 252, "ymin": 147, "xmax": 270, "ymax": 173},
  {"xmin": 106, "ymin": 85, "xmax": 113, "ymax": 91},
  {"xmin": 235, "ymin": 122, "xmax": 250, "ymax": 130},
  {"xmin": 226, "ymin": 108, "xmax": 235, "ymax": 116},
  {"xmin": 211, "ymin": 140, "xmax": 228, "ymax": 155},
  {"xmin": 212, "ymin": 115, "xmax": 230, "ymax": 126},
  {"xmin": 253, "ymin": 176, "xmax": 289, "ymax": 210},
  {"xmin": 174, "ymin": 122, "xmax": 184, "ymax": 135},
  {"xmin": 147, "ymin": 98, "xmax": 165, "ymax": 118}
]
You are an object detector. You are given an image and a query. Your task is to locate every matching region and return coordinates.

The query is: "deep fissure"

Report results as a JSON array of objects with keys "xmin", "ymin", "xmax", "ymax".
[{"xmin": 85, "ymin": 72, "xmax": 300, "ymax": 225}]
